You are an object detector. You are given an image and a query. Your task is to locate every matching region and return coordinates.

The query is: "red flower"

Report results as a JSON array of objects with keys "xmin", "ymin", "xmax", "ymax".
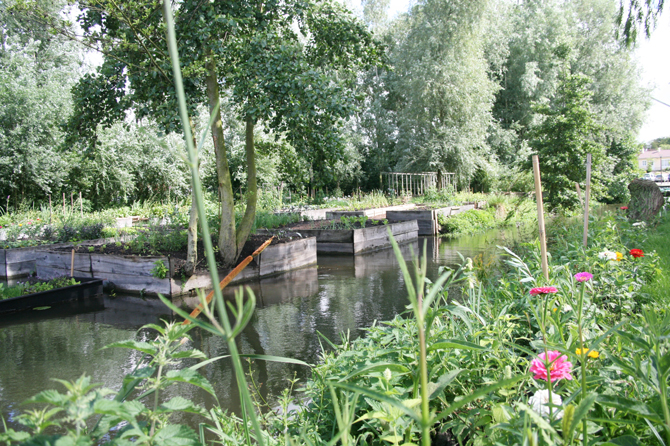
[
  {"xmin": 620, "ymin": 206, "xmax": 628, "ymax": 210},
  {"xmin": 630, "ymin": 249, "xmax": 644, "ymax": 258},
  {"xmin": 530, "ymin": 286, "xmax": 558, "ymax": 296}
]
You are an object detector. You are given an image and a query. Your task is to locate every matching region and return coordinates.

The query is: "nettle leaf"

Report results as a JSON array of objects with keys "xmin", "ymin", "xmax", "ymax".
[
  {"xmin": 339, "ymin": 363, "xmax": 411, "ymax": 382},
  {"xmin": 152, "ymin": 424, "xmax": 200, "ymax": 446},
  {"xmin": 158, "ymin": 396, "xmax": 207, "ymax": 416},
  {"xmin": 596, "ymin": 394, "xmax": 663, "ymax": 423},
  {"xmin": 165, "ymin": 369, "xmax": 216, "ymax": 397},
  {"xmin": 104, "ymin": 340, "xmax": 158, "ymax": 356},
  {"xmin": 172, "ymin": 349, "xmax": 207, "ymax": 360}
]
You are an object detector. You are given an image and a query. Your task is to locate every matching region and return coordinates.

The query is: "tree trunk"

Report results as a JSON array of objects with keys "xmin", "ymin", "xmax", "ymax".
[
  {"xmin": 205, "ymin": 57, "xmax": 237, "ymax": 266},
  {"xmin": 183, "ymin": 118, "xmax": 200, "ymax": 276},
  {"xmin": 235, "ymin": 117, "xmax": 258, "ymax": 255}
]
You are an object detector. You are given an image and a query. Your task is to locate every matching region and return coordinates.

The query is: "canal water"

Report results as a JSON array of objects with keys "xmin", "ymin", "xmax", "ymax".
[{"xmin": 0, "ymin": 227, "xmax": 533, "ymax": 430}]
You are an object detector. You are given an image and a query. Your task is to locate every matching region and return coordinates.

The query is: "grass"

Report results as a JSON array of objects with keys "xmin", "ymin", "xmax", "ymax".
[{"xmin": 639, "ymin": 211, "xmax": 670, "ymax": 304}]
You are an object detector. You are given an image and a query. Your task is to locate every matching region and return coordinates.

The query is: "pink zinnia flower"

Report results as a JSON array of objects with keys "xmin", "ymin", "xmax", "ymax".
[
  {"xmin": 620, "ymin": 206, "xmax": 628, "ymax": 210},
  {"xmin": 530, "ymin": 286, "xmax": 558, "ymax": 296},
  {"xmin": 629, "ymin": 249, "xmax": 644, "ymax": 258},
  {"xmin": 530, "ymin": 351, "xmax": 573, "ymax": 382},
  {"xmin": 574, "ymin": 272, "xmax": 593, "ymax": 282}
]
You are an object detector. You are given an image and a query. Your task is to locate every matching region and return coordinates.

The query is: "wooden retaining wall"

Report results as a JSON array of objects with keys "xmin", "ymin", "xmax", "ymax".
[
  {"xmin": 35, "ymin": 237, "xmax": 317, "ymax": 297},
  {"xmin": 325, "ymin": 204, "xmax": 417, "ymax": 220},
  {"xmin": 1, "ymin": 242, "xmax": 73, "ymax": 279},
  {"xmin": 386, "ymin": 203, "xmax": 478, "ymax": 235},
  {"xmin": 297, "ymin": 220, "xmax": 418, "ymax": 254}
]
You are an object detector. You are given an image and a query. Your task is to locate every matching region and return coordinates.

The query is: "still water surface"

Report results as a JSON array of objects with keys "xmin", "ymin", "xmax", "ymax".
[{"xmin": 0, "ymin": 228, "xmax": 532, "ymax": 428}]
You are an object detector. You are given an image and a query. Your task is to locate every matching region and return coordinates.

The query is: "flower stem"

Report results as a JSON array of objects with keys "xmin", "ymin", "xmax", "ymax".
[{"xmin": 577, "ymin": 282, "xmax": 587, "ymax": 446}]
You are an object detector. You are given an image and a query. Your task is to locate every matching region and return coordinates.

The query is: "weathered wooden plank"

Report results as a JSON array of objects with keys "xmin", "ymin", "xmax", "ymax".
[
  {"xmin": 0, "ymin": 249, "xmax": 6, "ymax": 265},
  {"xmin": 100, "ymin": 272, "xmax": 171, "ymax": 295},
  {"xmin": 5, "ymin": 260, "xmax": 36, "ymax": 277},
  {"xmin": 316, "ymin": 242, "xmax": 355, "ymax": 253},
  {"xmin": 259, "ymin": 238, "xmax": 317, "ymax": 276},
  {"xmin": 35, "ymin": 251, "xmax": 91, "ymax": 273},
  {"xmin": 298, "ymin": 229, "xmax": 353, "ymax": 243},
  {"xmin": 90, "ymin": 254, "xmax": 166, "ymax": 276},
  {"xmin": 36, "ymin": 265, "xmax": 94, "ymax": 279},
  {"xmin": 386, "ymin": 210, "xmax": 435, "ymax": 221}
]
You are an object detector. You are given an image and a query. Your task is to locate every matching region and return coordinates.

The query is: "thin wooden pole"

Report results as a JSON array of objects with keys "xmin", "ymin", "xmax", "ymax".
[
  {"xmin": 532, "ymin": 155, "xmax": 549, "ymax": 282},
  {"xmin": 70, "ymin": 193, "xmax": 74, "ymax": 213},
  {"xmin": 63, "ymin": 193, "xmax": 66, "ymax": 214},
  {"xmin": 583, "ymin": 153, "xmax": 592, "ymax": 248},
  {"xmin": 79, "ymin": 192, "xmax": 83, "ymax": 217},
  {"xmin": 49, "ymin": 194, "xmax": 52, "ymax": 224},
  {"xmin": 70, "ymin": 249, "xmax": 75, "ymax": 278}
]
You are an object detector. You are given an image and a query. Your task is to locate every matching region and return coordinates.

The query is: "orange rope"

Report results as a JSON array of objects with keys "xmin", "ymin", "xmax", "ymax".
[{"xmin": 182, "ymin": 236, "xmax": 274, "ymax": 325}]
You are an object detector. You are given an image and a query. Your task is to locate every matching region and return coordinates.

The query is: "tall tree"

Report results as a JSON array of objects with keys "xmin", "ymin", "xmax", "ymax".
[
  {"xmin": 530, "ymin": 73, "xmax": 604, "ymax": 210},
  {"xmin": 30, "ymin": 0, "xmax": 379, "ymax": 267},
  {"xmin": 387, "ymin": 0, "xmax": 497, "ymax": 184},
  {"xmin": 0, "ymin": 0, "xmax": 82, "ymax": 209}
]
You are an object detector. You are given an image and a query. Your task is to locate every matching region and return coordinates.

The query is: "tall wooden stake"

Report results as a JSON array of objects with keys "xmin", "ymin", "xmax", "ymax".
[
  {"xmin": 532, "ymin": 155, "xmax": 549, "ymax": 282},
  {"xmin": 49, "ymin": 194, "xmax": 52, "ymax": 224},
  {"xmin": 62, "ymin": 193, "xmax": 66, "ymax": 214},
  {"xmin": 70, "ymin": 249, "xmax": 75, "ymax": 278},
  {"xmin": 583, "ymin": 153, "xmax": 592, "ymax": 248},
  {"xmin": 79, "ymin": 192, "xmax": 83, "ymax": 216}
]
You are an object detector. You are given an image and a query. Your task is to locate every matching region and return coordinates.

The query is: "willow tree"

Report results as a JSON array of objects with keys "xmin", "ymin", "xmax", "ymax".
[{"xmin": 52, "ymin": 0, "xmax": 379, "ymax": 269}]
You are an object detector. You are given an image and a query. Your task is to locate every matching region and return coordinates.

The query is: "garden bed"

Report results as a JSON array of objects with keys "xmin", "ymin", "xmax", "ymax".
[
  {"xmin": 0, "ymin": 277, "xmax": 103, "ymax": 315},
  {"xmin": 271, "ymin": 219, "xmax": 419, "ymax": 254},
  {"xmin": 35, "ymin": 235, "xmax": 317, "ymax": 296}
]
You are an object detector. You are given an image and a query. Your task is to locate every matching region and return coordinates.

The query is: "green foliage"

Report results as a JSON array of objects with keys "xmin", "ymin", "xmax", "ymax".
[
  {"xmin": 151, "ymin": 260, "xmax": 169, "ymax": 280},
  {"xmin": 530, "ymin": 72, "xmax": 604, "ymax": 210},
  {"xmin": 0, "ymin": 276, "xmax": 79, "ymax": 300}
]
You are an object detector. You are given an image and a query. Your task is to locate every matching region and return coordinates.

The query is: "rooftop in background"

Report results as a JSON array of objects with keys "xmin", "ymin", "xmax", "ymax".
[{"xmin": 639, "ymin": 149, "xmax": 670, "ymax": 159}]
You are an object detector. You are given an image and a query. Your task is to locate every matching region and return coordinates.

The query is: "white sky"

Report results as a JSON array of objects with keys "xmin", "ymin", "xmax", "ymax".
[{"xmin": 635, "ymin": 14, "xmax": 670, "ymax": 143}]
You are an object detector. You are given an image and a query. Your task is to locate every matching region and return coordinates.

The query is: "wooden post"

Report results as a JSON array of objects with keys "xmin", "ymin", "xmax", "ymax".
[
  {"xmin": 576, "ymin": 183, "xmax": 583, "ymax": 207},
  {"xmin": 583, "ymin": 153, "xmax": 592, "ymax": 248},
  {"xmin": 70, "ymin": 192, "xmax": 74, "ymax": 212},
  {"xmin": 63, "ymin": 193, "xmax": 66, "ymax": 214},
  {"xmin": 79, "ymin": 192, "xmax": 83, "ymax": 216},
  {"xmin": 49, "ymin": 194, "xmax": 52, "ymax": 224},
  {"xmin": 532, "ymin": 155, "xmax": 549, "ymax": 282},
  {"xmin": 70, "ymin": 249, "xmax": 75, "ymax": 278}
]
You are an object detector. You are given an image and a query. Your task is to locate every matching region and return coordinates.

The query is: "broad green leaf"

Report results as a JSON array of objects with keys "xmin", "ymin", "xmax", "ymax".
[
  {"xmin": 331, "ymin": 382, "xmax": 422, "ymax": 423},
  {"xmin": 568, "ymin": 393, "xmax": 597, "ymax": 439},
  {"xmin": 339, "ymin": 363, "xmax": 411, "ymax": 382},
  {"xmin": 165, "ymin": 369, "xmax": 216, "ymax": 397},
  {"xmin": 152, "ymin": 424, "xmax": 200, "ymax": 446},
  {"xmin": 596, "ymin": 395, "xmax": 663, "ymax": 423},
  {"xmin": 239, "ymin": 354, "xmax": 312, "ymax": 367},
  {"xmin": 428, "ymin": 369, "xmax": 462, "ymax": 400},
  {"xmin": 103, "ymin": 340, "xmax": 158, "ymax": 356},
  {"xmin": 602, "ymin": 435, "xmax": 644, "ymax": 446},
  {"xmin": 433, "ymin": 375, "xmax": 526, "ymax": 423},
  {"xmin": 428, "ymin": 339, "xmax": 488, "ymax": 352}
]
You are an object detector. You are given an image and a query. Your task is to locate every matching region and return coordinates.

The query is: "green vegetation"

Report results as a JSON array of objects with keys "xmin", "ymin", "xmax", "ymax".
[
  {"xmin": 3, "ymin": 211, "xmax": 668, "ymax": 445},
  {"xmin": 0, "ymin": 277, "xmax": 80, "ymax": 300},
  {"xmin": 439, "ymin": 195, "xmax": 537, "ymax": 236}
]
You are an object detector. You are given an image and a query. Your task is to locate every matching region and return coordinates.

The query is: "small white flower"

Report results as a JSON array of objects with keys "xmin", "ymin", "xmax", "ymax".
[
  {"xmin": 383, "ymin": 368, "xmax": 392, "ymax": 382},
  {"xmin": 632, "ymin": 221, "xmax": 646, "ymax": 228},
  {"xmin": 563, "ymin": 304, "xmax": 573, "ymax": 312},
  {"xmin": 598, "ymin": 250, "xmax": 617, "ymax": 261},
  {"xmin": 528, "ymin": 389, "xmax": 564, "ymax": 419}
]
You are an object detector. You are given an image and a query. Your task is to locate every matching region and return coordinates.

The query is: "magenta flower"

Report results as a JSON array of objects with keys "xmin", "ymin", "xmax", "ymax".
[
  {"xmin": 530, "ymin": 286, "xmax": 558, "ymax": 296},
  {"xmin": 574, "ymin": 272, "xmax": 593, "ymax": 282},
  {"xmin": 530, "ymin": 351, "xmax": 573, "ymax": 382}
]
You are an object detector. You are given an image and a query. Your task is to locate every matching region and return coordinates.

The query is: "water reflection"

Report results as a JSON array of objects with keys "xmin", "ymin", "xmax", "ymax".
[{"xmin": 0, "ymin": 228, "xmax": 534, "ymax": 428}]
